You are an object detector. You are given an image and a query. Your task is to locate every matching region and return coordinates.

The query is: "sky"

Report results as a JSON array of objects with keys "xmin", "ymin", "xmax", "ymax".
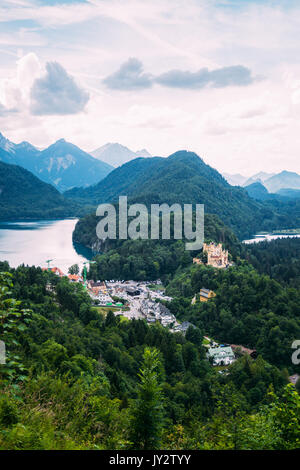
[{"xmin": 0, "ymin": 0, "xmax": 300, "ymax": 176}]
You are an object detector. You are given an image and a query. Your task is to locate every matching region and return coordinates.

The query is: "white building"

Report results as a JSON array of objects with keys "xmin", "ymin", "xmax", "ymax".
[{"xmin": 207, "ymin": 346, "xmax": 235, "ymax": 366}]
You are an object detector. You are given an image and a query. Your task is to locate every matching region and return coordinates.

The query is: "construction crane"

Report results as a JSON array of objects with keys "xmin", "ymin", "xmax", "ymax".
[
  {"xmin": 45, "ymin": 259, "xmax": 53, "ymax": 271},
  {"xmin": 82, "ymin": 261, "xmax": 96, "ymax": 288}
]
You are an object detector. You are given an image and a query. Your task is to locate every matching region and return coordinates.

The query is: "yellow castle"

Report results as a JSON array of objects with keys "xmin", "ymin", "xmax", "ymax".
[{"xmin": 203, "ymin": 242, "xmax": 229, "ymax": 268}]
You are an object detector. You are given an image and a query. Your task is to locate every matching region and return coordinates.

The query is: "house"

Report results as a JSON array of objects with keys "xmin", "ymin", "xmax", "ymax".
[
  {"xmin": 68, "ymin": 274, "xmax": 82, "ymax": 282},
  {"xmin": 207, "ymin": 346, "xmax": 235, "ymax": 366},
  {"xmin": 193, "ymin": 258, "xmax": 202, "ymax": 265},
  {"xmin": 203, "ymin": 242, "xmax": 229, "ymax": 268},
  {"xmin": 88, "ymin": 280, "xmax": 107, "ymax": 296},
  {"xmin": 140, "ymin": 300, "xmax": 177, "ymax": 326},
  {"xmin": 199, "ymin": 287, "xmax": 216, "ymax": 302},
  {"xmin": 173, "ymin": 321, "xmax": 196, "ymax": 335},
  {"xmin": 42, "ymin": 267, "xmax": 64, "ymax": 277},
  {"xmin": 126, "ymin": 287, "xmax": 141, "ymax": 296},
  {"xmin": 98, "ymin": 293, "xmax": 113, "ymax": 304}
]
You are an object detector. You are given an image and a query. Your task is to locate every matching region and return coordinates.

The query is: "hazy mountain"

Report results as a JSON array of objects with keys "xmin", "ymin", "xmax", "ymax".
[
  {"xmin": 0, "ymin": 132, "xmax": 113, "ymax": 192},
  {"xmin": 276, "ymin": 188, "xmax": 300, "ymax": 199},
  {"xmin": 0, "ymin": 132, "xmax": 40, "ymax": 170},
  {"xmin": 0, "ymin": 160, "xmax": 78, "ymax": 220},
  {"xmin": 243, "ymin": 172, "xmax": 276, "ymax": 187},
  {"xmin": 264, "ymin": 171, "xmax": 300, "ymax": 193},
  {"xmin": 244, "ymin": 182, "xmax": 270, "ymax": 200},
  {"xmin": 0, "ymin": 132, "xmax": 17, "ymax": 154},
  {"xmin": 36, "ymin": 139, "xmax": 113, "ymax": 192},
  {"xmin": 245, "ymin": 181, "xmax": 300, "ymax": 202},
  {"xmin": 91, "ymin": 142, "xmax": 152, "ymax": 167},
  {"xmin": 135, "ymin": 148, "xmax": 152, "ymax": 158},
  {"xmin": 223, "ymin": 173, "xmax": 248, "ymax": 186}
]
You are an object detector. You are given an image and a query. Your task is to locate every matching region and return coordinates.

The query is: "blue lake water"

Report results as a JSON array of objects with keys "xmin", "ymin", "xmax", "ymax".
[
  {"xmin": 0, "ymin": 219, "xmax": 93, "ymax": 274},
  {"xmin": 243, "ymin": 233, "xmax": 300, "ymax": 244}
]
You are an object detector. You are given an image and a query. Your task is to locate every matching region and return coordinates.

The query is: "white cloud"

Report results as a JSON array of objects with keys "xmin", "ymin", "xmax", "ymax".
[
  {"xmin": 0, "ymin": 1, "xmax": 300, "ymax": 174},
  {"xmin": 30, "ymin": 61, "xmax": 89, "ymax": 115},
  {"xmin": 0, "ymin": 52, "xmax": 41, "ymax": 109},
  {"xmin": 104, "ymin": 104, "xmax": 193, "ymax": 129},
  {"xmin": 0, "ymin": 53, "xmax": 89, "ymax": 116},
  {"xmin": 103, "ymin": 58, "xmax": 153, "ymax": 90}
]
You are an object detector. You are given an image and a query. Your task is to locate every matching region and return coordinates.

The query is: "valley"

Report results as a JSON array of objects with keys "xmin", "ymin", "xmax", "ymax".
[
  {"xmin": 1, "ymin": 0, "xmax": 300, "ymax": 455},
  {"xmin": 0, "ymin": 140, "xmax": 300, "ymax": 452}
]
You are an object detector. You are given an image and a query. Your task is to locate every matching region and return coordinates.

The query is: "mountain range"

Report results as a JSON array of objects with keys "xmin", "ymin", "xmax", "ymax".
[
  {"xmin": 65, "ymin": 150, "xmax": 284, "ymax": 239},
  {"xmin": 91, "ymin": 143, "xmax": 152, "ymax": 167},
  {"xmin": 2, "ymin": 130, "xmax": 299, "ymax": 197},
  {"xmin": 224, "ymin": 170, "xmax": 300, "ymax": 196},
  {"xmin": 263, "ymin": 171, "xmax": 300, "ymax": 193},
  {"xmin": 222, "ymin": 173, "xmax": 248, "ymax": 186},
  {"xmin": 1, "ymin": 141, "xmax": 300, "ymax": 239},
  {"xmin": 0, "ymin": 133, "xmax": 113, "ymax": 192},
  {"xmin": 224, "ymin": 171, "xmax": 277, "ymax": 187},
  {"xmin": 243, "ymin": 172, "xmax": 276, "ymax": 187}
]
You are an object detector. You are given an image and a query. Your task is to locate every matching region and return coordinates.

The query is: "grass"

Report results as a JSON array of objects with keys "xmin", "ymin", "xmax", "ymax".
[
  {"xmin": 93, "ymin": 306, "xmax": 129, "ymax": 316},
  {"xmin": 118, "ymin": 315, "xmax": 130, "ymax": 323},
  {"xmin": 148, "ymin": 284, "xmax": 165, "ymax": 291}
]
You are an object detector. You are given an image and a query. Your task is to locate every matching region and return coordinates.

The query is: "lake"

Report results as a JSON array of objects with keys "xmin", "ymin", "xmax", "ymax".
[
  {"xmin": 0, "ymin": 219, "xmax": 93, "ymax": 274},
  {"xmin": 243, "ymin": 233, "xmax": 300, "ymax": 244}
]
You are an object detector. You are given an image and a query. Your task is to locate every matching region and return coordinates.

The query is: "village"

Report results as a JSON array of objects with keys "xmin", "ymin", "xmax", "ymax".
[
  {"xmin": 41, "ymin": 242, "xmax": 255, "ymax": 369},
  {"xmin": 48, "ymin": 241, "xmax": 299, "ymax": 377}
]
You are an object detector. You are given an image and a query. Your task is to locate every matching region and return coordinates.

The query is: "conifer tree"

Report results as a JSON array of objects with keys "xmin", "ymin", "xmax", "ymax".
[{"xmin": 130, "ymin": 347, "xmax": 164, "ymax": 450}]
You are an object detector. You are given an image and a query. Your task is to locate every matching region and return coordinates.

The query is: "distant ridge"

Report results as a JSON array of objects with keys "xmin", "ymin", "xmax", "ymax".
[
  {"xmin": 35, "ymin": 139, "xmax": 113, "ymax": 192},
  {"xmin": 91, "ymin": 142, "xmax": 152, "ymax": 167},
  {"xmin": 264, "ymin": 170, "xmax": 300, "ymax": 193},
  {"xmin": 243, "ymin": 172, "xmax": 275, "ymax": 187},
  {"xmin": 244, "ymin": 182, "xmax": 270, "ymax": 200},
  {"xmin": 223, "ymin": 173, "xmax": 248, "ymax": 186},
  {"xmin": 0, "ymin": 132, "xmax": 113, "ymax": 192}
]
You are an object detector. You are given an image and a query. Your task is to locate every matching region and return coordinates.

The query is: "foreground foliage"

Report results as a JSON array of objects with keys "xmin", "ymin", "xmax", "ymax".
[{"xmin": 0, "ymin": 263, "xmax": 299, "ymax": 450}]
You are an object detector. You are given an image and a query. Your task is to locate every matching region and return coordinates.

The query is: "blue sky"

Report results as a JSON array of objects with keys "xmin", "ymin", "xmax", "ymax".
[{"xmin": 0, "ymin": 0, "xmax": 300, "ymax": 175}]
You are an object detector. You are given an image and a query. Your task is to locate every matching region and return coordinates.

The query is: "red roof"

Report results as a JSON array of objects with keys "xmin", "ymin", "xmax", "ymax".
[
  {"xmin": 42, "ymin": 267, "xmax": 64, "ymax": 277},
  {"xmin": 68, "ymin": 274, "xmax": 80, "ymax": 281}
]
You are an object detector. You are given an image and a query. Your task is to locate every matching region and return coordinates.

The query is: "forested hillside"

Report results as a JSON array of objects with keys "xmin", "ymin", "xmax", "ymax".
[
  {"xmin": 0, "ymin": 263, "xmax": 299, "ymax": 450},
  {"xmin": 0, "ymin": 133, "xmax": 113, "ymax": 192},
  {"xmin": 0, "ymin": 161, "xmax": 83, "ymax": 220},
  {"xmin": 75, "ymin": 213, "xmax": 241, "ymax": 282},
  {"xmin": 166, "ymin": 262, "xmax": 300, "ymax": 370},
  {"xmin": 243, "ymin": 237, "xmax": 300, "ymax": 287},
  {"xmin": 68, "ymin": 151, "xmax": 300, "ymax": 240}
]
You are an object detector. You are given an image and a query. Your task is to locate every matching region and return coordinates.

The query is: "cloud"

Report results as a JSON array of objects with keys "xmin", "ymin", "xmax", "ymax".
[
  {"xmin": 0, "ymin": 102, "xmax": 9, "ymax": 116},
  {"xmin": 103, "ymin": 58, "xmax": 256, "ymax": 91},
  {"xmin": 104, "ymin": 104, "xmax": 193, "ymax": 129},
  {"xmin": 103, "ymin": 57, "xmax": 153, "ymax": 90},
  {"xmin": 30, "ymin": 61, "xmax": 89, "ymax": 115},
  {"xmin": 0, "ymin": 53, "xmax": 41, "ymax": 111},
  {"xmin": 155, "ymin": 65, "xmax": 255, "ymax": 89}
]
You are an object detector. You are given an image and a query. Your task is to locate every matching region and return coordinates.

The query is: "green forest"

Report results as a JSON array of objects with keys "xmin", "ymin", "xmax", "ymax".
[
  {"xmin": 1, "ymin": 152, "xmax": 300, "ymax": 451},
  {"xmin": 0, "ymin": 236, "xmax": 299, "ymax": 449},
  {"xmin": 68, "ymin": 151, "xmax": 300, "ymax": 240}
]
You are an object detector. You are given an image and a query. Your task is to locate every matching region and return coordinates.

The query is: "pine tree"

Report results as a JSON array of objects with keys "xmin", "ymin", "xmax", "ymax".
[{"xmin": 130, "ymin": 347, "xmax": 164, "ymax": 449}]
